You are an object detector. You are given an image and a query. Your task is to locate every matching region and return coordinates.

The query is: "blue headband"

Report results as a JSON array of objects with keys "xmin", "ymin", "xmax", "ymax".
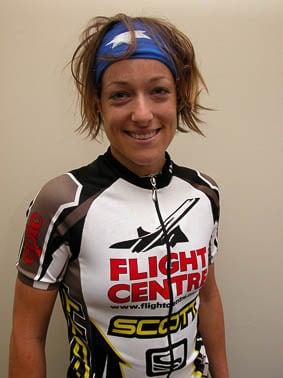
[{"xmin": 94, "ymin": 21, "xmax": 177, "ymax": 85}]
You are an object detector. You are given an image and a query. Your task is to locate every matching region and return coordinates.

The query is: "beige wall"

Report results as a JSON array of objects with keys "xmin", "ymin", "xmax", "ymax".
[{"xmin": 2, "ymin": 1, "xmax": 282, "ymax": 377}]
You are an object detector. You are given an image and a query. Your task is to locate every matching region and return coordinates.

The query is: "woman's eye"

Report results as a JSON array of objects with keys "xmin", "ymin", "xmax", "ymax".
[
  {"xmin": 110, "ymin": 92, "xmax": 130, "ymax": 101},
  {"xmin": 151, "ymin": 87, "xmax": 170, "ymax": 96}
]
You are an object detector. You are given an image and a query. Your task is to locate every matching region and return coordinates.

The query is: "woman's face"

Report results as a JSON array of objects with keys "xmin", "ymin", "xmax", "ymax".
[{"xmin": 100, "ymin": 59, "xmax": 177, "ymax": 176}]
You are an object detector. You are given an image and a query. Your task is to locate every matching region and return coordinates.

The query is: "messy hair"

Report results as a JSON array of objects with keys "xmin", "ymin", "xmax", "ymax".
[{"xmin": 71, "ymin": 13, "xmax": 208, "ymax": 139}]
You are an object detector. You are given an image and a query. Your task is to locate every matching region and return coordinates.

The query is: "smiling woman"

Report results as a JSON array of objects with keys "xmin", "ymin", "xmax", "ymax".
[
  {"xmin": 9, "ymin": 13, "xmax": 229, "ymax": 378},
  {"xmin": 100, "ymin": 59, "xmax": 177, "ymax": 176}
]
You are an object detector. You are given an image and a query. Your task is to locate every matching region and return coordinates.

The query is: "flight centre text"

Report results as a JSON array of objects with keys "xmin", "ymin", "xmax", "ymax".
[{"xmin": 108, "ymin": 247, "xmax": 208, "ymax": 303}]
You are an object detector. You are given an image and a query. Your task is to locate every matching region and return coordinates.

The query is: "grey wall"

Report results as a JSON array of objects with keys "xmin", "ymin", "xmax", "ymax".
[{"xmin": 2, "ymin": 1, "xmax": 282, "ymax": 377}]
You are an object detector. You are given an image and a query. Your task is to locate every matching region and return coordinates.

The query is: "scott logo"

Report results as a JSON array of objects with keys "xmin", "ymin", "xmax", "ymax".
[
  {"xmin": 108, "ymin": 299, "xmax": 197, "ymax": 338},
  {"xmin": 146, "ymin": 339, "xmax": 187, "ymax": 376},
  {"xmin": 22, "ymin": 212, "xmax": 44, "ymax": 265}
]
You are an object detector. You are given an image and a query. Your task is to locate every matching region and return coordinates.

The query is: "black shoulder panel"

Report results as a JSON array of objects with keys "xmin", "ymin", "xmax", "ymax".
[{"xmin": 173, "ymin": 164, "xmax": 220, "ymax": 223}]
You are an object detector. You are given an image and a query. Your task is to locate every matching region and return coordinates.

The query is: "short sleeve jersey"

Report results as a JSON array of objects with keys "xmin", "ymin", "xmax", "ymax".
[{"xmin": 17, "ymin": 149, "xmax": 220, "ymax": 378}]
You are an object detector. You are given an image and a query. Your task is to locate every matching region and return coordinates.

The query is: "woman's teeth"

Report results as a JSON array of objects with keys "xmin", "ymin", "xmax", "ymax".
[{"xmin": 128, "ymin": 130, "xmax": 158, "ymax": 140}]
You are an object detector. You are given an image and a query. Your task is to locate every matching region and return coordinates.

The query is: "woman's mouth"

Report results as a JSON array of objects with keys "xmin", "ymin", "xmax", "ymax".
[{"xmin": 126, "ymin": 129, "xmax": 159, "ymax": 140}]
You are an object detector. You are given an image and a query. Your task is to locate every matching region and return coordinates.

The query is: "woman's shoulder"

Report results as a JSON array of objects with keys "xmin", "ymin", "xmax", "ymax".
[
  {"xmin": 173, "ymin": 162, "xmax": 219, "ymax": 192},
  {"xmin": 39, "ymin": 172, "xmax": 82, "ymax": 200},
  {"xmin": 29, "ymin": 156, "xmax": 107, "ymax": 215},
  {"xmin": 173, "ymin": 163, "xmax": 220, "ymax": 221},
  {"xmin": 24, "ymin": 173, "xmax": 81, "ymax": 220}
]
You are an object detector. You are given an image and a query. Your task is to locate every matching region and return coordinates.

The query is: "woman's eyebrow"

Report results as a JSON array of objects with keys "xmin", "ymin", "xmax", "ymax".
[
  {"xmin": 148, "ymin": 76, "xmax": 172, "ymax": 83},
  {"xmin": 105, "ymin": 76, "xmax": 171, "ymax": 89}
]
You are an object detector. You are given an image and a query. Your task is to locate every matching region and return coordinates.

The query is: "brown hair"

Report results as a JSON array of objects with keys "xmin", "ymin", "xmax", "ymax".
[{"xmin": 71, "ymin": 13, "xmax": 208, "ymax": 139}]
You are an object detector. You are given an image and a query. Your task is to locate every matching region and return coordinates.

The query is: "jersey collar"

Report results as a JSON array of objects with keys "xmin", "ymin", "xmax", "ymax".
[{"xmin": 103, "ymin": 148, "xmax": 173, "ymax": 189}]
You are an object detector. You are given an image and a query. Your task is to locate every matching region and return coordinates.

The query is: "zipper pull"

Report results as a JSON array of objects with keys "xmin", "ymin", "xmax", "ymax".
[{"xmin": 150, "ymin": 176, "xmax": 157, "ymax": 202}]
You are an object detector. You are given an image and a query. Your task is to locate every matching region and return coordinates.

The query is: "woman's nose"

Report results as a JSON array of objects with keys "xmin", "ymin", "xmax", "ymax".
[{"xmin": 131, "ymin": 96, "xmax": 153, "ymax": 125}]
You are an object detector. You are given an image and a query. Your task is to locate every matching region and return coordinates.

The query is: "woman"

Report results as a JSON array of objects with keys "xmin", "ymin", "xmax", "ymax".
[{"xmin": 9, "ymin": 14, "xmax": 229, "ymax": 378}]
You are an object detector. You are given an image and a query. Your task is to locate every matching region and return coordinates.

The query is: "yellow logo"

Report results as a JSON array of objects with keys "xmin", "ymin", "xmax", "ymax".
[{"xmin": 108, "ymin": 298, "xmax": 197, "ymax": 338}]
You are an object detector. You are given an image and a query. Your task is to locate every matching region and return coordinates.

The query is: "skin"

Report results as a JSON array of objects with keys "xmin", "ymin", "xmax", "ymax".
[
  {"xmin": 9, "ymin": 58, "xmax": 229, "ymax": 377},
  {"xmin": 199, "ymin": 265, "xmax": 230, "ymax": 378},
  {"xmin": 9, "ymin": 279, "xmax": 58, "ymax": 378},
  {"xmin": 100, "ymin": 59, "xmax": 177, "ymax": 176}
]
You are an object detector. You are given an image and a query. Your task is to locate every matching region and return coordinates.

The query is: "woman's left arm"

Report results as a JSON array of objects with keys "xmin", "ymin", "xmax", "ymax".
[{"xmin": 198, "ymin": 263, "xmax": 229, "ymax": 378}]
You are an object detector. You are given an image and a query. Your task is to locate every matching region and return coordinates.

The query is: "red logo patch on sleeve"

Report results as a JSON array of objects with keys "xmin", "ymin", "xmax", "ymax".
[{"xmin": 22, "ymin": 212, "xmax": 44, "ymax": 265}]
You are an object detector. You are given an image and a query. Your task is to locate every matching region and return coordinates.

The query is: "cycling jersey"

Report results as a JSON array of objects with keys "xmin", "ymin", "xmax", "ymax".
[{"xmin": 17, "ymin": 149, "xmax": 219, "ymax": 378}]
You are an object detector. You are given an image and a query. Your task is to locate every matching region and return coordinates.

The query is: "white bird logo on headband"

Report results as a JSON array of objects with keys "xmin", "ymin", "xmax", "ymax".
[{"xmin": 106, "ymin": 30, "xmax": 151, "ymax": 49}]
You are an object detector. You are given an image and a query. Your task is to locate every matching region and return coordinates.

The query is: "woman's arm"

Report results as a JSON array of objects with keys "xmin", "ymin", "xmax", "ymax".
[
  {"xmin": 198, "ymin": 264, "xmax": 229, "ymax": 378},
  {"xmin": 9, "ymin": 278, "xmax": 58, "ymax": 378}
]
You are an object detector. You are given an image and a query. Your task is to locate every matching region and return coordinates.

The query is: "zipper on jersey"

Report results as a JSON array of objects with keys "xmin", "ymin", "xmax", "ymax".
[{"xmin": 150, "ymin": 176, "xmax": 174, "ymax": 378}]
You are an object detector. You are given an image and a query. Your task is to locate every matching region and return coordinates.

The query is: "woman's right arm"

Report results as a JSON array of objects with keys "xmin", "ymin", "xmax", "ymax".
[{"xmin": 9, "ymin": 278, "xmax": 58, "ymax": 378}]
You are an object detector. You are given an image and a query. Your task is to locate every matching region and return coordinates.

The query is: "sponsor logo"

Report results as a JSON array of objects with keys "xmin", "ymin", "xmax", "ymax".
[
  {"xmin": 108, "ymin": 298, "xmax": 197, "ymax": 339},
  {"xmin": 108, "ymin": 248, "xmax": 208, "ymax": 303},
  {"xmin": 110, "ymin": 198, "xmax": 199, "ymax": 253},
  {"xmin": 146, "ymin": 339, "xmax": 187, "ymax": 376},
  {"xmin": 22, "ymin": 212, "xmax": 44, "ymax": 265},
  {"xmin": 60, "ymin": 285, "xmax": 90, "ymax": 377},
  {"xmin": 106, "ymin": 30, "xmax": 151, "ymax": 49}
]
